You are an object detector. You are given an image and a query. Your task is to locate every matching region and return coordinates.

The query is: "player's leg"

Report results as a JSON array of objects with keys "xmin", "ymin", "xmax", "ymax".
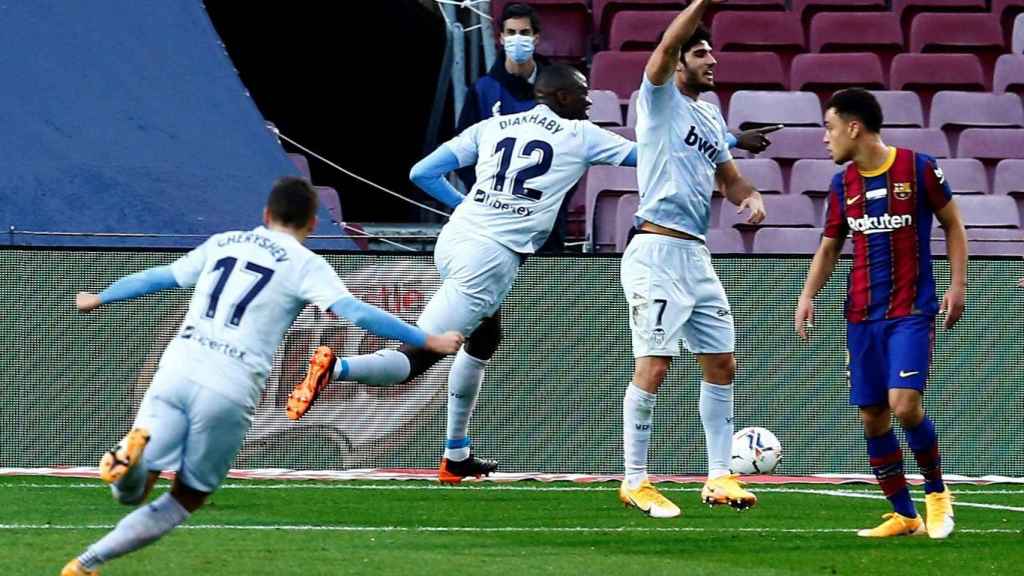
[
  {"xmin": 851, "ymin": 320, "xmax": 924, "ymax": 537},
  {"xmin": 618, "ymin": 235, "xmax": 686, "ymax": 517},
  {"xmin": 887, "ymin": 315, "xmax": 952, "ymax": 538},
  {"xmin": 438, "ymin": 311, "xmax": 502, "ymax": 483}
]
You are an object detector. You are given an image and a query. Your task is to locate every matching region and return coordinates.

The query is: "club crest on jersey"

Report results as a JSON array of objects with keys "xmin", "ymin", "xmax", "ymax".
[
  {"xmin": 684, "ymin": 125, "xmax": 720, "ymax": 161},
  {"xmin": 893, "ymin": 182, "xmax": 913, "ymax": 200}
]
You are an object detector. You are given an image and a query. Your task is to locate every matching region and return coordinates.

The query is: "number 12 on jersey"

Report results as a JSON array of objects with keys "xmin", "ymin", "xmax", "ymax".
[{"xmin": 492, "ymin": 137, "xmax": 553, "ymax": 201}]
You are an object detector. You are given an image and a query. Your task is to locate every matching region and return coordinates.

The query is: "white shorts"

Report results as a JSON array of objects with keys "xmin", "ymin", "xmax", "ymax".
[
  {"xmin": 134, "ymin": 366, "xmax": 254, "ymax": 492},
  {"xmin": 621, "ymin": 233, "xmax": 735, "ymax": 357},
  {"xmin": 417, "ymin": 223, "xmax": 521, "ymax": 336}
]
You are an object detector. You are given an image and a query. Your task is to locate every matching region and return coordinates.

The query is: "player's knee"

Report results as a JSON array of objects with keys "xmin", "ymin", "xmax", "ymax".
[
  {"xmin": 465, "ymin": 313, "xmax": 502, "ymax": 361},
  {"xmin": 702, "ymin": 355, "xmax": 736, "ymax": 384},
  {"xmin": 113, "ymin": 485, "xmax": 147, "ymax": 506},
  {"xmin": 170, "ymin": 479, "xmax": 210, "ymax": 513},
  {"xmin": 634, "ymin": 357, "xmax": 670, "ymax": 388},
  {"xmin": 399, "ymin": 344, "xmax": 445, "ymax": 381},
  {"xmin": 859, "ymin": 405, "xmax": 890, "ymax": 432},
  {"xmin": 892, "ymin": 402, "xmax": 923, "ymax": 426}
]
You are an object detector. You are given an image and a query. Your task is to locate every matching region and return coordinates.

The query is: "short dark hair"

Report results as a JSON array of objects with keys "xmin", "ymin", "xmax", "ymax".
[
  {"xmin": 824, "ymin": 88, "xmax": 884, "ymax": 133},
  {"xmin": 267, "ymin": 177, "xmax": 318, "ymax": 228},
  {"xmin": 536, "ymin": 63, "xmax": 584, "ymax": 95},
  {"xmin": 680, "ymin": 23, "xmax": 712, "ymax": 59},
  {"xmin": 501, "ymin": 3, "xmax": 541, "ymax": 34}
]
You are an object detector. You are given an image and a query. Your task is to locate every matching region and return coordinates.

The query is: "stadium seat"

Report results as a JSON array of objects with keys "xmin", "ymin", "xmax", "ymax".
[
  {"xmin": 751, "ymin": 227, "xmax": 825, "ymax": 254},
  {"xmin": 613, "ymin": 193, "xmax": 640, "ymax": 251},
  {"xmin": 869, "ymin": 91, "xmax": 925, "ymax": 128},
  {"xmin": 584, "ymin": 165, "xmax": 638, "ymax": 250},
  {"xmin": 882, "ymin": 128, "xmax": 951, "ymax": 158},
  {"xmin": 706, "ymin": 227, "xmax": 747, "ymax": 254},
  {"xmin": 791, "ymin": 159, "xmax": 842, "ymax": 198},
  {"xmin": 1015, "ymin": 14, "xmax": 1024, "ymax": 54},
  {"xmin": 708, "ymin": 52, "xmax": 788, "ymax": 101},
  {"xmin": 909, "ymin": 14, "xmax": 1004, "ymax": 55},
  {"xmin": 957, "ymin": 129, "xmax": 1024, "ymax": 161},
  {"xmin": 727, "ymin": 91, "xmax": 822, "ymax": 130},
  {"xmin": 608, "ymin": 11, "xmax": 675, "ymax": 51},
  {"xmin": 489, "ymin": 1, "xmax": 591, "ymax": 60},
  {"xmin": 790, "ymin": 53, "xmax": 886, "ymax": 100},
  {"xmin": 288, "ymin": 153, "xmax": 311, "ymax": 180},
  {"xmin": 626, "ymin": 89, "xmax": 721, "ymax": 127},
  {"xmin": 937, "ymin": 158, "xmax": 989, "ymax": 195},
  {"xmin": 994, "ymin": 55, "xmax": 1024, "ymax": 95},
  {"xmin": 591, "ymin": 51, "xmax": 648, "ymax": 101},
  {"xmin": 929, "ymin": 92, "xmax": 1024, "ymax": 153},
  {"xmin": 930, "ymin": 227, "xmax": 1024, "ymax": 255},
  {"xmin": 588, "ymin": 90, "xmax": 623, "ymax": 126},
  {"xmin": 712, "ymin": 13, "xmax": 804, "ymax": 72},
  {"xmin": 950, "ymin": 196, "xmax": 1022, "ymax": 228},
  {"xmin": 993, "ymin": 0, "xmax": 1024, "ymax": 47},
  {"xmin": 794, "ymin": 0, "xmax": 888, "ymax": 29},
  {"xmin": 994, "ymin": 159, "xmax": 1024, "ymax": 197},
  {"xmin": 809, "ymin": 13, "xmax": 903, "ymax": 71},
  {"xmin": 314, "ymin": 186, "xmax": 343, "ymax": 226},
  {"xmin": 719, "ymin": 195, "xmax": 816, "ymax": 229},
  {"xmin": 758, "ymin": 127, "xmax": 831, "ymax": 161},
  {"xmin": 592, "ymin": 0, "xmax": 686, "ymax": 39},
  {"xmin": 734, "ymin": 159, "xmax": 784, "ymax": 194},
  {"xmin": 889, "ymin": 54, "xmax": 986, "ymax": 109},
  {"xmin": 895, "ymin": 0, "xmax": 989, "ymax": 37}
]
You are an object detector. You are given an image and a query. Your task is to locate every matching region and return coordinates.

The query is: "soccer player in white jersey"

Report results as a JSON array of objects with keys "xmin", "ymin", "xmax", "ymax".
[
  {"xmin": 287, "ymin": 65, "xmax": 637, "ymax": 483},
  {"xmin": 61, "ymin": 178, "xmax": 463, "ymax": 576},
  {"xmin": 617, "ymin": 0, "xmax": 767, "ymax": 519}
]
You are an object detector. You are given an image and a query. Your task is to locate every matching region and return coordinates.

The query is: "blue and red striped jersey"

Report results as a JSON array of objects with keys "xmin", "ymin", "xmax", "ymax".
[{"xmin": 823, "ymin": 147, "xmax": 953, "ymax": 323}]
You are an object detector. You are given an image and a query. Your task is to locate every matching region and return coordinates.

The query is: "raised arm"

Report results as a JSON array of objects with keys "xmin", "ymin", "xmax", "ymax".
[
  {"xmin": 76, "ymin": 266, "xmax": 180, "ymax": 313},
  {"xmin": 645, "ymin": 0, "xmax": 718, "ymax": 86},
  {"xmin": 328, "ymin": 296, "xmax": 463, "ymax": 354}
]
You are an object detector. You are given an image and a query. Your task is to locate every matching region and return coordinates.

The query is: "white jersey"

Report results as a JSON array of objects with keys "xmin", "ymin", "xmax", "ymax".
[
  {"xmin": 635, "ymin": 76, "xmax": 732, "ymax": 240},
  {"xmin": 445, "ymin": 104, "xmax": 634, "ymax": 253},
  {"xmin": 162, "ymin": 225, "xmax": 350, "ymax": 409}
]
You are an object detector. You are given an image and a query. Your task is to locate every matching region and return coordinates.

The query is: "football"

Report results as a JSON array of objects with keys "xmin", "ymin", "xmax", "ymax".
[{"xmin": 731, "ymin": 427, "xmax": 782, "ymax": 475}]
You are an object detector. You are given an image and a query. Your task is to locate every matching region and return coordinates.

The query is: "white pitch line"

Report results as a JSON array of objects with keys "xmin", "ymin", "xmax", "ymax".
[{"xmin": 0, "ymin": 523, "xmax": 1018, "ymax": 534}]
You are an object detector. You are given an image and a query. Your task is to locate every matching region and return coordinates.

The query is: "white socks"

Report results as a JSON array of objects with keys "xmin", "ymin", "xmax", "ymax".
[
  {"xmin": 623, "ymin": 383, "xmax": 657, "ymax": 489},
  {"xmin": 699, "ymin": 381, "xmax": 734, "ymax": 480},
  {"xmin": 336, "ymin": 349, "xmax": 411, "ymax": 386},
  {"xmin": 443, "ymin": 349, "xmax": 486, "ymax": 461},
  {"xmin": 79, "ymin": 492, "xmax": 190, "ymax": 570}
]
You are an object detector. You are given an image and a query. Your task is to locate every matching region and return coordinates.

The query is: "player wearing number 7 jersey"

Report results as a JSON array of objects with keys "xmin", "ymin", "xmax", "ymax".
[
  {"xmin": 288, "ymin": 65, "xmax": 637, "ymax": 483},
  {"xmin": 61, "ymin": 178, "xmax": 463, "ymax": 576}
]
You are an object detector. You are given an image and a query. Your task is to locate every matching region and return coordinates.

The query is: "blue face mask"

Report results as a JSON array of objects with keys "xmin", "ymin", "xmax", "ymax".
[{"xmin": 503, "ymin": 35, "xmax": 535, "ymax": 64}]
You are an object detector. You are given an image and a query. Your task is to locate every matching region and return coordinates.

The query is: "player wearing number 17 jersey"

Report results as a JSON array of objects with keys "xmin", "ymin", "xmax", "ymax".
[
  {"xmin": 289, "ymin": 65, "xmax": 637, "ymax": 483},
  {"xmin": 61, "ymin": 178, "xmax": 462, "ymax": 576}
]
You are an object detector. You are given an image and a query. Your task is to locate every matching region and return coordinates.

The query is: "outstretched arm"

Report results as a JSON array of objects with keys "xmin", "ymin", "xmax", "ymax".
[
  {"xmin": 328, "ymin": 296, "xmax": 463, "ymax": 354},
  {"xmin": 409, "ymin": 146, "xmax": 467, "ymax": 209},
  {"xmin": 76, "ymin": 266, "xmax": 180, "ymax": 313}
]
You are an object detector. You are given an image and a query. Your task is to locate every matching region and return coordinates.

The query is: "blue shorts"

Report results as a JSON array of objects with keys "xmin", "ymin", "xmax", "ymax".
[{"xmin": 847, "ymin": 315, "xmax": 935, "ymax": 407}]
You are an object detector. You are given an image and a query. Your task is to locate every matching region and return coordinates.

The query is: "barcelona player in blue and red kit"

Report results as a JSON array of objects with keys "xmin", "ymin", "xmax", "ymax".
[{"xmin": 795, "ymin": 89, "xmax": 967, "ymax": 539}]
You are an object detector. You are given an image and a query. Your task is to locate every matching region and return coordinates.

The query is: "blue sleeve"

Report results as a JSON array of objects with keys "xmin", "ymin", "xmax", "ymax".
[
  {"xmin": 725, "ymin": 132, "xmax": 738, "ymax": 149},
  {"xmin": 98, "ymin": 266, "xmax": 180, "ymax": 304},
  {"xmin": 409, "ymin": 147, "xmax": 466, "ymax": 209},
  {"xmin": 329, "ymin": 296, "xmax": 428, "ymax": 348},
  {"xmin": 621, "ymin": 147, "xmax": 637, "ymax": 167}
]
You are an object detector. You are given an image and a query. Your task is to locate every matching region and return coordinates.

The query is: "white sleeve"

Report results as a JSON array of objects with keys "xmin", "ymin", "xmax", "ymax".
[
  {"xmin": 444, "ymin": 121, "xmax": 483, "ymax": 166},
  {"xmin": 582, "ymin": 122, "xmax": 634, "ymax": 166},
  {"xmin": 715, "ymin": 107, "xmax": 733, "ymax": 165},
  {"xmin": 168, "ymin": 238, "xmax": 211, "ymax": 288},
  {"xmin": 296, "ymin": 256, "xmax": 352, "ymax": 311},
  {"xmin": 637, "ymin": 74, "xmax": 676, "ymax": 128}
]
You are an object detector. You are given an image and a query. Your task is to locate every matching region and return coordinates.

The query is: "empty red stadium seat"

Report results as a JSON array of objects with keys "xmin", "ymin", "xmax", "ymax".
[
  {"xmin": 794, "ymin": 0, "xmax": 888, "ymax": 28},
  {"xmin": 288, "ymin": 153, "xmax": 311, "ymax": 180},
  {"xmin": 894, "ymin": 0, "xmax": 989, "ymax": 36},
  {"xmin": 314, "ymin": 186, "xmax": 343, "ymax": 226},
  {"xmin": 790, "ymin": 53, "xmax": 886, "ymax": 99},
  {"xmin": 592, "ymin": 0, "xmax": 685, "ymax": 38},
  {"xmin": 627, "ymin": 89, "xmax": 721, "ymax": 127},
  {"xmin": 809, "ymin": 13, "xmax": 902, "ymax": 72},
  {"xmin": 889, "ymin": 54, "xmax": 987, "ymax": 108},
  {"xmin": 957, "ymin": 129, "xmax": 1024, "ymax": 161},
  {"xmin": 994, "ymin": 55, "xmax": 1024, "ymax": 95},
  {"xmin": 759, "ymin": 127, "xmax": 831, "ymax": 161},
  {"xmin": 929, "ymin": 92, "xmax": 1023, "ymax": 154},
  {"xmin": 608, "ymin": 11, "xmax": 675, "ymax": 51},
  {"xmin": 710, "ymin": 52, "xmax": 788, "ymax": 100},
  {"xmin": 883, "ymin": 128, "xmax": 951, "ymax": 158},
  {"xmin": 706, "ymin": 228, "xmax": 747, "ymax": 254},
  {"xmin": 869, "ymin": 91, "xmax": 925, "ymax": 128},
  {"xmin": 583, "ymin": 165, "xmax": 638, "ymax": 250},
  {"xmin": 591, "ymin": 51, "xmax": 648, "ymax": 101},
  {"xmin": 909, "ymin": 13, "xmax": 1004, "ymax": 54},
  {"xmin": 613, "ymin": 193, "xmax": 640, "ymax": 251},
  {"xmin": 993, "ymin": 0, "xmax": 1024, "ymax": 46},
  {"xmin": 936, "ymin": 158, "xmax": 989, "ymax": 194},
  {"xmin": 588, "ymin": 90, "xmax": 624, "ymax": 126},
  {"xmin": 490, "ymin": 1, "xmax": 591, "ymax": 60},
  {"xmin": 712, "ymin": 13, "xmax": 804, "ymax": 56},
  {"xmin": 791, "ymin": 159, "xmax": 842, "ymax": 198},
  {"xmin": 733, "ymin": 159, "xmax": 785, "ymax": 194},
  {"xmin": 727, "ymin": 91, "xmax": 822, "ymax": 130},
  {"xmin": 994, "ymin": 159, "xmax": 1024, "ymax": 197},
  {"xmin": 951, "ymin": 196, "xmax": 1022, "ymax": 228}
]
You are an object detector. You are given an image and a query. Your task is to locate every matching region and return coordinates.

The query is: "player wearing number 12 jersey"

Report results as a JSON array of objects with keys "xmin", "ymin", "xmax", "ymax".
[
  {"xmin": 61, "ymin": 178, "xmax": 462, "ymax": 576},
  {"xmin": 289, "ymin": 65, "xmax": 637, "ymax": 483}
]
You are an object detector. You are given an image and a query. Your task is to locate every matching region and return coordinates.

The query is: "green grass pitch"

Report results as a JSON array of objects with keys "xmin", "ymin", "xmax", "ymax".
[{"xmin": 2, "ymin": 477, "xmax": 1021, "ymax": 575}]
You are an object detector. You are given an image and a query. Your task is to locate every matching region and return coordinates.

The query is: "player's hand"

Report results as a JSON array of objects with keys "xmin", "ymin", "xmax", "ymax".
[
  {"xmin": 425, "ymin": 331, "xmax": 465, "ymax": 354},
  {"xmin": 940, "ymin": 286, "xmax": 965, "ymax": 330},
  {"xmin": 733, "ymin": 125, "xmax": 783, "ymax": 154},
  {"xmin": 795, "ymin": 296, "xmax": 814, "ymax": 341},
  {"xmin": 76, "ymin": 292, "xmax": 102, "ymax": 313},
  {"xmin": 738, "ymin": 192, "xmax": 766, "ymax": 225}
]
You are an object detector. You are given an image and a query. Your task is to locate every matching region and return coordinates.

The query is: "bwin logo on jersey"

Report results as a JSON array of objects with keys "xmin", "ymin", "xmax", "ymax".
[
  {"xmin": 847, "ymin": 213, "xmax": 913, "ymax": 234},
  {"xmin": 684, "ymin": 125, "xmax": 720, "ymax": 161}
]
